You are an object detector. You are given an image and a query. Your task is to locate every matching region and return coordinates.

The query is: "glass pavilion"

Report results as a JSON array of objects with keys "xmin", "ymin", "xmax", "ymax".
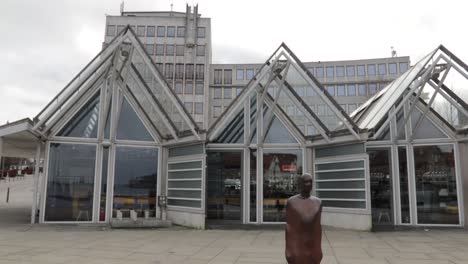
[{"xmin": 15, "ymin": 27, "xmax": 468, "ymax": 229}]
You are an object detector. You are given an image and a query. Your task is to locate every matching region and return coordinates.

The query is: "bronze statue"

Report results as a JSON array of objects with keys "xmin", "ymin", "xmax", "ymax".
[{"xmin": 285, "ymin": 173, "xmax": 323, "ymax": 264}]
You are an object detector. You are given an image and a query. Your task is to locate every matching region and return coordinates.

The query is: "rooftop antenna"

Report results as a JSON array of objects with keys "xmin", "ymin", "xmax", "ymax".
[
  {"xmin": 120, "ymin": 1, "xmax": 124, "ymax": 15},
  {"xmin": 391, "ymin": 46, "xmax": 397, "ymax": 57},
  {"xmin": 170, "ymin": 1, "xmax": 174, "ymax": 14}
]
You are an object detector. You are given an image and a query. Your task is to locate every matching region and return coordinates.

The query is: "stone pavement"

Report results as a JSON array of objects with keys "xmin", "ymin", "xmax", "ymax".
[{"xmin": 1, "ymin": 178, "xmax": 468, "ymax": 264}]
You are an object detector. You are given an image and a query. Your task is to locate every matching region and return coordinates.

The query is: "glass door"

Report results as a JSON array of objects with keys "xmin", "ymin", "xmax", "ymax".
[{"xmin": 206, "ymin": 151, "xmax": 242, "ymax": 224}]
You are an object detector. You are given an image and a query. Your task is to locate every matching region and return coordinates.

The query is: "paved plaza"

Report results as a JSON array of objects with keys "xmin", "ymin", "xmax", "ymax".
[{"xmin": 1, "ymin": 178, "xmax": 468, "ymax": 264}]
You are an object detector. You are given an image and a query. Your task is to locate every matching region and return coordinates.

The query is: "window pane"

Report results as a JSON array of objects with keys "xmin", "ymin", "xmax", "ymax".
[
  {"xmin": 337, "ymin": 85, "xmax": 345, "ymax": 96},
  {"xmin": 195, "ymin": 82, "xmax": 204, "ymax": 94},
  {"xmin": 176, "ymin": 45, "xmax": 184, "ymax": 56},
  {"xmin": 196, "ymin": 45, "xmax": 205, "ymax": 56},
  {"xmin": 116, "ymin": 98, "xmax": 153, "ymax": 141},
  {"xmin": 389, "ymin": 63, "xmax": 397, "ymax": 74},
  {"xmin": 224, "ymin": 88, "xmax": 232, "ymax": 99},
  {"xmin": 167, "ymin": 26, "xmax": 175, "ymax": 37},
  {"xmin": 155, "ymin": 44, "xmax": 164, "ymax": 55},
  {"xmin": 213, "ymin": 88, "xmax": 222, "ymax": 99},
  {"xmin": 184, "ymin": 102, "xmax": 193, "ymax": 113},
  {"xmin": 168, "ymin": 145, "xmax": 204, "ymax": 158},
  {"xmin": 185, "ymin": 81, "xmax": 193, "ymax": 94},
  {"xmin": 347, "ymin": 84, "xmax": 356, "ymax": 96},
  {"xmin": 368, "ymin": 148, "xmax": 394, "ymax": 224},
  {"xmin": 106, "ymin": 25, "xmax": 115, "ymax": 36},
  {"xmin": 166, "ymin": 45, "xmax": 174, "ymax": 56},
  {"xmin": 263, "ymin": 150, "xmax": 302, "ymax": 222},
  {"xmin": 146, "ymin": 26, "xmax": 155, "ymax": 37},
  {"xmin": 213, "ymin": 106, "xmax": 222, "ymax": 117},
  {"xmin": 214, "ymin": 69, "xmax": 222, "ymax": 84},
  {"xmin": 336, "ymin": 66, "xmax": 344, "ymax": 77},
  {"xmin": 195, "ymin": 102, "xmax": 203, "ymax": 114},
  {"xmin": 358, "ymin": 84, "xmax": 367, "ymax": 96},
  {"xmin": 177, "ymin": 26, "xmax": 185, "ymax": 37},
  {"xmin": 315, "ymin": 67, "xmax": 324, "ymax": 77},
  {"xmin": 326, "ymin": 66, "xmax": 334, "ymax": 77},
  {"xmin": 157, "ymin": 26, "xmax": 165, "ymax": 37},
  {"xmin": 185, "ymin": 64, "xmax": 194, "ymax": 80},
  {"xmin": 367, "ymin": 64, "xmax": 376, "ymax": 76},
  {"xmin": 145, "ymin": 44, "xmax": 154, "ymax": 55},
  {"xmin": 117, "ymin": 25, "xmax": 125, "ymax": 34},
  {"xmin": 326, "ymin": 85, "xmax": 335, "ymax": 96},
  {"xmin": 399, "ymin": 62, "xmax": 409, "ymax": 73},
  {"xmin": 264, "ymin": 116, "xmax": 298, "ymax": 143},
  {"xmin": 175, "ymin": 64, "xmax": 184, "ymax": 79},
  {"xmin": 236, "ymin": 69, "xmax": 244, "ymax": 80},
  {"xmin": 224, "ymin": 69, "xmax": 232, "ymax": 84},
  {"xmin": 246, "ymin": 69, "xmax": 254, "ymax": 80},
  {"xmin": 346, "ymin": 65, "xmax": 355, "ymax": 76},
  {"xmin": 137, "ymin": 26, "xmax": 145, "ymax": 37},
  {"xmin": 378, "ymin": 64, "xmax": 386, "ymax": 75},
  {"xmin": 368, "ymin": 83, "xmax": 377, "ymax": 95},
  {"xmin": 175, "ymin": 82, "xmax": 183, "ymax": 94},
  {"xmin": 113, "ymin": 147, "xmax": 158, "ymax": 218},
  {"xmin": 196, "ymin": 64, "xmax": 204, "ymax": 80},
  {"xmin": 58, "ymin": 92, "xmax": 100, "ymax": 138},
  {"xmin": 398, "ymin": 147, "xmax": 410, "ymax": 223},
  {"xmin": 197, "ymin": 27, "xmax": 205, "ymax": 38}
]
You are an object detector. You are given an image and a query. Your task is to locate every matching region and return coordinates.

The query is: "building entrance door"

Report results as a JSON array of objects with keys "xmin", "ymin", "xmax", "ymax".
[
  {"xmin": 368, "ymin": 148, "xmax": 394, "ymax": 228},
  {"xmin": 206, "ymin": 151, "xmax": 242, "ymax": 225}
]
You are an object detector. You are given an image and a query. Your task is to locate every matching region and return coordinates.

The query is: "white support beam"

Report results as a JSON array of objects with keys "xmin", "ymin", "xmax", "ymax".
[
  {"xmin": 440, "ymin": 53, "xmax": 468, "ymax": 79},
  {"xmin": 30, "ymin": 142, "xmax": 41, "ymax": 224},
  {"xmin": 127, "ymin": 34, "xmax": 200, "ymax": 140},
  {"xmin": 427, "ymin": 81, "xmax": 468, "ymax": 118}
]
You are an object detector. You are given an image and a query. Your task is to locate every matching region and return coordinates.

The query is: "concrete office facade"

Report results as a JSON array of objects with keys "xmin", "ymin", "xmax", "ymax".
[{"xmin": 0, "ymin": 6, "xmax": 467, "ymax": 231}]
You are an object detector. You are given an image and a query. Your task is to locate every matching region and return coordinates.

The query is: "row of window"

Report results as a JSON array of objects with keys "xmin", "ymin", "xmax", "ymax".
[
  {"xmin": 183, "ymin": 102, "xmax": 204, "ymax": 114},
  {"xmin": 236, "ymin": 69, "xmax": 255, "ymax": 80},
  {"xmin": 174, "ymin": 82, "xmax": 204, "ymax": 95},
  {"xmin": 307, "ymin": 62, "xmax": 408, "ymax": 78},
  {"xmin": 145, "ymin": 44, "xmax": 205, "ymax": 56},
  {"xmin": 212, "ymin": 87, "xmax": 244, "ymax": 99},
  {"xmin": 155, "ymin": 63, "xmax": 205, "ymax": 81},
  {"xmin": 106, "ymin": 24, "xmax": 206, "ymax": 38}
]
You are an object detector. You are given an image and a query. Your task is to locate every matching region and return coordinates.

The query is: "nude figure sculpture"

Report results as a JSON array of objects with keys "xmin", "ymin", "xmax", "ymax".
[{"xmin": 285, "ymin": 173, "xmax": 323, "ymax": 264}]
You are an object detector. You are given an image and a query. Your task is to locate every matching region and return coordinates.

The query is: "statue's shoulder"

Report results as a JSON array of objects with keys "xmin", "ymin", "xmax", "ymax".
[
  {"xmin": 287, "ymin": 194, "xmax": 301, "ymax": 204},
  {"xmin": 309, "ymin": 195, "xmax": 322, "ymax": 206}
]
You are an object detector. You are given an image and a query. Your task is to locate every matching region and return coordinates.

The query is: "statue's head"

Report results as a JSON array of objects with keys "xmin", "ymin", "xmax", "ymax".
[{"xmin": 298, "ymin": 173, "xmax": 313, "ymax": 196}]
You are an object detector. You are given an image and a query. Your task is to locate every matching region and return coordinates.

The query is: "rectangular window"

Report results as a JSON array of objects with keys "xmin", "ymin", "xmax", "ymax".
[
  {"xmin": 106, "ymin": 25, "xmax": 115, "ymax": 36},
  {"xmin": 336, "ymin": 66, "xmax": 345, "ymax": 77},
  {"xmin": 378, "ymin": 63, "xmax": 386, "ymax": 75},
  {"xmin": 195, "ymin": 102, "xmax": 203, "ymax": 114},
  {"xmin": 137, "ymin": 26, "xmax": 145, "ymax": 37},
  {"xmin": 145, "ymin": 44, "xmax": 154, "ymax": 55},
  {"xmin": 196, "ymin": 45, "xmax": 205, "ymax": 56},
  {"xmin": 195, "ymin": 82, "xmax": 204, "ymax": 94},
  {"xmin": 236, "ymin": 69, "xmax": 244, "ymax": 80},
  {"xmin": 214, "ymin": 69, "xmax": 222, "ymax": 84},
  {"xmin": 213, "ymin": 88, "xmax": 222, "ymax": 99},
  {"xmin": 176, "ymin": 45, "xmax": 184, "ymax": 56},
  {"xmin": 184, "ymin": 102, "xmax": 193, "ymax": 113},
  {"xmin": 185, "ymin": 64, "xmax": 194, "ymax": 80},
  {"xmin": 236, "ymin": 88, "xmax": 243, "ymax": 96},
  {"xmin": 388, "ymin": 63, "xmax": 397, "ymax": 74},
  {"xmin": 196, "ymin": 64, "xmax": 204, "ymax": 80},
  {"xmin": 326, "ymin": 66, "xmax": 334, "ymax": 78},
  {"xmin": 165, "ymin": 63, "xmax": 174, "ymax": 79},
  {"xmin": 318, "ymin": 105, "xmax": 325, "ymax": 116},
  {"xmin": 306, "ymin": 86, "xmax": 314, "ymax": 96},
  {"xmin": 346, "ymin": 65, "xmax": 355, "ymax": 76},
  {"xmin": 155, "ymin": 44, "xmax": 164, "ymax": 55},
  {"xmin": 246, "ymin": 69, "xmax": 254, "ymax": 80},
  {"xmin": 368, "ymin": 83, "xmax": 377, "ymax": 95},
  {"xmin": 337, "ymin": 85, "xmax": 345, "ymax": 96},
  {"xmin": 177, "ymin": 26, "xmax": 185, "ymax": 37},
  {"xmin": 326, "ymin": 85, "xmax": 335, "ymax": 96},
  {"xmin": 157, "ymin": 26, "xmax": 165, "ymax": 37},
  {"xmin": 358, "ymin": 84, "xmax": 367, "ymax": 96},
  {"xmin": 224, "ymin": 88, "xmax": 232, "ymax": 99},
  {"xmin": 347, "ymin": 84, "xmax": 356, "ymax": 96},
  {"xmin": 155, "ymin": 63, "xmax": 163, "ymax": 72},
  {"xmin": 357, "ymin": 65, "xmax": 365, "ymax": 76},
  {"xmin": 315, "ymin": 67, "xmax": 324, "ymax": 77},
  {"xmin": 399, "ymin": 62, "xmax": 409, "ymax": 73},
  {"xmin": 295, "ymin": 87, "xmax": 304, "ymax": 97},
  {"xmin": 167, "ymin": 26, "xmax": 175, "ymax": 37},
  {"xmin": 146, "ymin": 26, "xmax": 155, "ymax": 37},
  {"xmin": 165, "ymin": 45, "xmax": 174, "ymax": 56},
  {"xmin": 197, "ymin": 27, "xmax": 206, "ymax": 38},
  {"xmin": 367, "ymin": 64, "xmax": 376, "ymax": 76},
  {"xmin": 185, "ymin": 81, "xmax": 193, "ymax": 94},
  {"xmin": 213, "ymin": 106, "xmax": 222, "ymax": 117},
  {"xmin": 223, "ymin": 69, "xmax": 232, "ymax": 84},
  {"xmin": 175, "ymin": 64, "xmax": 184, "ymax": 79},
  {"xmin": 117, "ymin": 25, "xmax": 125, "ymax": 34},
  {"xmin": 175, "ymin": 82, "xmax": 183, "ymax": 94}
]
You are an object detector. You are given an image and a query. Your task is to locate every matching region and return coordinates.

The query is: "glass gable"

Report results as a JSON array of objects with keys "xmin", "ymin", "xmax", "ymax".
[{"xmin": 116, "ymin": 97, "xmax": 154, "ymax": 141}]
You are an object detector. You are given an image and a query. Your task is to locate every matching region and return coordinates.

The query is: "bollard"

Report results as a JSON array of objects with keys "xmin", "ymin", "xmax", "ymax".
[{"xmin": 6, "ymin": 187, "xmax": 9, "ymax": 203}]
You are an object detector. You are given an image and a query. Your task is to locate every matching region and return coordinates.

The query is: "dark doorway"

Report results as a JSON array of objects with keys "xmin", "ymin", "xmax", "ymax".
[{"xmin": 206, "ymin": 151, "xmax": 242, "ymax": 225}]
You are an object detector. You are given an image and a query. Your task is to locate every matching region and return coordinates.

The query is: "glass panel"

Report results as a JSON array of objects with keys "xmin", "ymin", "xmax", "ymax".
[
  {"xmin": 316, "ymin": 144, "xmax": 365, "ymax": 158},
  {"xmin": 322, "ymin": 200, "xmax": 366, "ymax": 208},
  {"xmin": 396, "ymin": 108, "xmax": 406, "ymax": 140},
  {"xmin": 168, "ymin": 180, "xmax": 202, "ymax": 189},
  {"xmin": 168, "ymin": 199, "xmax": 201, "ymax": 207},
  {"xmin": 263, "ymin": 150, "xmax": 302, "ymax": 222},
  {"xmin": 316, "ymin": 170, "xmax": 364, "ymax": 180},
  {"xmin": 116, "ymin": 97, "xmax": 153, "ymax": 141},
  {"xmin": 264, "ymin": 116, "xmax": 297, "ymax": 144},
  {"xmin": 368, "ymin": 148, "xmax": 394, "ymax": 226},
  {"xmin": 168, "ymin": 161, "xmax": 202, "ymax": 170},
  {"xmin": 317, "ymin": 191, "xmax": 365, "ymax": 199},
  {"xmin": 168, "ymin": 190, "xmax": 201, "ymax": 199},
  {"xmin": 411, "ymin": 108, "xmax": 447, "ymax": 139},
  {"xmin": 398, "ymin": 147, "xmax": 410, "ymax": 223},
  {"xmin": 414, "ymin": 145, "xmax": 459, "ymax": 224},
  {"xmin": 99, "ymin": 147, "xmax": 109, "ymax": 221},
  {"xmin": 213, "ymin": 107, "xmax": 244, "ymax": 144},
  {"xmin": 250, "ymin": 150, "xmax": 257, "ymax": 222},
  {"xmin": 168, "ymin": 170, "xmax": 202, "ymax": 179},
  {"xmin": 57, "ymin": 92, "xmax": 100, "ymax": 138},
  {"xmin": 45, "ymin": 143, "xmax": 96, "ymax": 222},
  {"xmin": 113, "ymin": 147, "xmax": 158, "ymax": 218},
  {"xmin": 168, "ymin": 144, "xmax": 204, "ymax": 157},
  {"xmin": 316, "ymin": 160, "xmax": 364, "ymax": 170},
  {"xmin": 317, "ymin": 180, "xmax": 365, "ymax": 189},
  {"xmin": 207, "ymin": 152, "xmax": 242, "ymax": 222}
]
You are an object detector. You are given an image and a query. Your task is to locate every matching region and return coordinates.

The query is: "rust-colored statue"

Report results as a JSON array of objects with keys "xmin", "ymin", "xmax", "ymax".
[{"xmin": 285, "ymin": 173, "xmax": 323, "ymax": 264}]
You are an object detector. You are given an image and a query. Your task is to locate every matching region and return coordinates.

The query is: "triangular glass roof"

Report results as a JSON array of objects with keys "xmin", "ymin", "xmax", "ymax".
[
  {"xmin": 116, "ymin": 97, "xmax": 154, "ymax": 141},
  {"xmin": 352, "ymin": 45, "xmax": 468, "ymax": 138},
  {"xmin": 33, "ymin": 26, "xmax": 200, "ymax": 142},
  {"xmin": 208, "ymin": 43, "xmax": 359, "ymax": 143}
]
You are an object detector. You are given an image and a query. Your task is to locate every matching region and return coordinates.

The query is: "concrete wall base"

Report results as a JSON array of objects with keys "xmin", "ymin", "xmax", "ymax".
[
  {"xmin": 167, "ymin": 210, "xmax": 205, "ymax": 229},
  {"xmin": 322, "ymin": 211, "xmax": 372, "ymax": 231}
]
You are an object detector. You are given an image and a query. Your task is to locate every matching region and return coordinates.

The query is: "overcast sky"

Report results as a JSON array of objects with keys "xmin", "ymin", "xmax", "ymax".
[{"xmin": 0, "ymin": 0, "xmax": 466, "ymax": 125}]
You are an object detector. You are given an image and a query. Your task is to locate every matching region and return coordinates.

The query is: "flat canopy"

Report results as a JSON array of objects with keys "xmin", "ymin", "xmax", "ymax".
[{"xmin": 0, "ymin": 118, "xmax": 38, "ymax": 158}]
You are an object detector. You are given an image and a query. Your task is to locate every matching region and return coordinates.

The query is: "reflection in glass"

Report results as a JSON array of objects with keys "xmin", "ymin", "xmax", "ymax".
[
  {"xmin": 113, "ymin": 147, "xmax": 158, "ymax": 218},
  {"xmin": 250, "ymin": 150, "xmax": 257, "ymax": 222},
  {"xmin": 57, "ymin": 92, "xmax": 100, "ymax": 138},
  {"xmin": 263, "ymin": 150, "xmax": 302, "ymax": 222},
  {"xmin": 100, "ymin": 147, "xmax": 109, "ymax": 221},
  {"xmin": 368, "ymin": 148, "xmax": 393, "ymax": 225},
  {"xmin": 207, "ymin": 152, "xmax": 242, "ymax": 222},
  {"xmin": 45, "ymin": 143, "xmax": 96, "ymax": 222},
  {"xmin": 398, "ymin": 147, "xmax": 410, "ymax": 223},
  {"xmin": 411, "ymin": 109, "xmax": 447, "ymax": 139},
  {"xmin": 414, "ymin": 145, "xmax": 459, "ymax": 224},
  {"xmin": 116, "ymin": 98, "xmax": 153, "ymax": 141},
  {"xmin": 264, "ymin": 116, "xmax": 297, "ymax": 144}
]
